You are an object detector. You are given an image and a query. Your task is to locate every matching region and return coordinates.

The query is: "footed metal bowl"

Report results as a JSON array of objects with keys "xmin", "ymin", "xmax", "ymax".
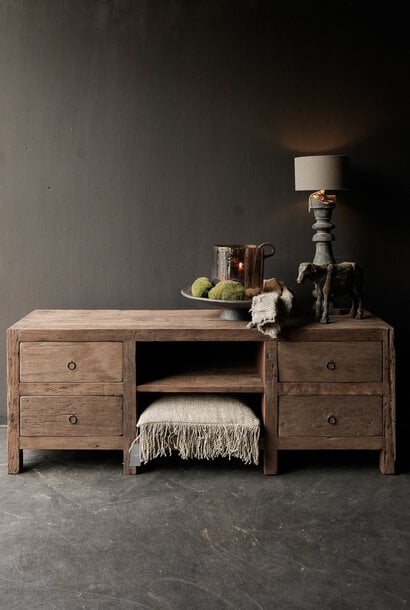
[{"xmin": 181, "ymin": 287, "xmax": 252, "ymax": 321}]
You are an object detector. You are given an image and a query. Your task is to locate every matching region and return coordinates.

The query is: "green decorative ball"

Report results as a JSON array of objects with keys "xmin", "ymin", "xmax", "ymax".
[
  {"xmin": 208, "ymin": 280, "xmax": 245, "ymax": 301},
  {"xmin": 191, "ymin": 277, "xmax": 213, "ymax": 297}
]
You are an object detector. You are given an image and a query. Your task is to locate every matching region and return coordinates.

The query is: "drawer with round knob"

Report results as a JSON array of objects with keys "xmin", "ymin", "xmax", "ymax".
[
  {"xmin": 278, "ymin": 395, "xmax": 383, "ymax": 437},
  {"xmin": 278, "ymin": 341, "xmax": 382, "ymax": 383},
  {"xmin": 19, "ymin": 342, "xmax": 123, "ymax": 383},
  {"xmin": 19, "ymin": 396, "xmax": 123, "ymax": 436}
]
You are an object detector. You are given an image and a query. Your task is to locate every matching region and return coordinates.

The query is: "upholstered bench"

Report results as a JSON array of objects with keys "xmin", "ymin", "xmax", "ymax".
[{"xmin": 133, "ymin": 393, "xmax": 261, "ymax": 466}]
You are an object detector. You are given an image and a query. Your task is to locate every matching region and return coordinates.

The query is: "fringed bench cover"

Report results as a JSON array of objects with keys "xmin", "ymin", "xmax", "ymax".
[{"xmin": 135, "ymin": 394, "xmax": 261, "ymax": 465}]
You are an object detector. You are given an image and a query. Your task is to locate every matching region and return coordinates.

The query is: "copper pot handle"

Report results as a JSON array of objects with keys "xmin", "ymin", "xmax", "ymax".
[{"xmin": 258, "ymin": 243, "xmax": 275, "ymax": 259}]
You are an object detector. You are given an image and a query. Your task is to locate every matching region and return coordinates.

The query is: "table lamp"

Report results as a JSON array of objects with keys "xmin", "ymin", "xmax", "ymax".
[{"xmin": 294, "ymin": 155, "xmax": 349, "ymax": 265}]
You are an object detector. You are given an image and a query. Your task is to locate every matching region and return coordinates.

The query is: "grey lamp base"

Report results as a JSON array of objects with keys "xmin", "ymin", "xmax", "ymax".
[{"xmin": 310, "ymin": 197, "xmax": 336, "ymax": 266}]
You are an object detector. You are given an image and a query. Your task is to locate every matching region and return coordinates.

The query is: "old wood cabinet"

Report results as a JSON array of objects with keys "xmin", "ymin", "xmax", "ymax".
[{"xmin": 7, "ymin": 309, "xmax": 396, "ymax": 475}]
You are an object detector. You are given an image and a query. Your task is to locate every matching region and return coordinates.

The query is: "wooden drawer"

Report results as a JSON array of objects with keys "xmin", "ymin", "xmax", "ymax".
[
  {"xmin": 20, "ymin": 342, "xmax": 123, "ymax": 383},
  {"xmin": 278, "ymin": 396, "xmax": 383, "ymax": 437},
  {"xmin": 278, "ymin": 342, "xmax": 382, "ymax": 382},
  {"xmin": 20, "ymin": 396, "xmax": 123, "ymax": 436}
]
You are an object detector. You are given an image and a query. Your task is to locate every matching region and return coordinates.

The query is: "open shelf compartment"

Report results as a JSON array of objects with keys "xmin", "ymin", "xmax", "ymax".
[{"xmin": 136, "ymin": 341, "xmax": 264, "ymax": 393}]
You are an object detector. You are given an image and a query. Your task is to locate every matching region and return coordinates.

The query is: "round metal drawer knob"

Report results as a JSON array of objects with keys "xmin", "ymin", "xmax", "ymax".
[
  {"xmin": 327, "ymin": 415, "xmax": 337, "ymax": 425},
  {"xmin": 68, "ymin": 414, "xmax": 78, "ymax": 424},
  {"xmin": 67, "ymin": 361, "xmax": 77, "ymax": 370},
  {"xmin": 326, "ymin": 360, "xmax": 336, "ymax": 371}
]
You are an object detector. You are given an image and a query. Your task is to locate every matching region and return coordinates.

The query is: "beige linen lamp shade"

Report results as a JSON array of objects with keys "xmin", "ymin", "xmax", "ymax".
[{"xmin": 294, "ymin": 155, "xmax": 349, "ymax": 191}]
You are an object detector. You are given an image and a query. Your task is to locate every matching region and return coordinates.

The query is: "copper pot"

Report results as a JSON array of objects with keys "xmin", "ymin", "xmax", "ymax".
[{"xmin": 212, "ymin": 243, "xmax": 275, "ymax": 291}]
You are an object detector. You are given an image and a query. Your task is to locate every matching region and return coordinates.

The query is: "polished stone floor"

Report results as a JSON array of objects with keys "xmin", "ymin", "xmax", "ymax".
[{"xmin": 1, "ymin": 426, "xmax": 409, "ymax": 610}]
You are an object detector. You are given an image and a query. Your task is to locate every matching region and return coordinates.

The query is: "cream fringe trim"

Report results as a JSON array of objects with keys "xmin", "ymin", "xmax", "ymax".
[{"xmin": 136, "ymin": 422, "xmax": 260, "ymax": 465}]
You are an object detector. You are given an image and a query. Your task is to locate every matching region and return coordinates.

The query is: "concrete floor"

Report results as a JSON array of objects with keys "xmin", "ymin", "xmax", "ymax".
[{"xmin": 1, "ymin": 427, "xmax": 409, "ymax": 610}]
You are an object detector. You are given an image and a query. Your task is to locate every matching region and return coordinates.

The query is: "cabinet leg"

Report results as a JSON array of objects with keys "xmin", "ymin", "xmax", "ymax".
[
  {"xmin": 379, "ymin": 449, "xmax": 395, "ymax": 474},
  {"xmin": 123, "ymin": 448, "xmax": 137, "ymax": 475},
  {"xmin": 8, "ymin": 447, "xmax": 23, "ymax": 474},
  {"xmin": 263, "ymin": 450, "xmax": 278, "ymax": 475}
]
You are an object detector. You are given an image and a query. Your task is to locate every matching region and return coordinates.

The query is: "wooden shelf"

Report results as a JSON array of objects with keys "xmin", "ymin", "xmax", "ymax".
[{"xmin": 137, "ymin": 368, "xmax": 264, "ymax": 393}]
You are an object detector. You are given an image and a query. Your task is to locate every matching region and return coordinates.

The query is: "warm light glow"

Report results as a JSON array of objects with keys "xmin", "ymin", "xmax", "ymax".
[
  {"xmin": 311, "ymin": 190, "xmax": 336, "ymax": 203},
  {"xmin": 238, "ymin": 262, "xmax": 244, "ymax": 271}
]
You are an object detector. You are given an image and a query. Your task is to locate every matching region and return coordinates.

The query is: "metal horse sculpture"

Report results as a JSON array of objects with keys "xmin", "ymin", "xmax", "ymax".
[{"xmin": 297, "ymin": 261, "xmax": 364, "ymax": 324}]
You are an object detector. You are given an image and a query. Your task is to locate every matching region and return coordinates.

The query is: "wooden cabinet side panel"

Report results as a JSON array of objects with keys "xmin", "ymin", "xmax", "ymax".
[
  {"xmin": 7, "ymin": 329, "xmax": 21, "ymax": 473},
  {"xmin": 122, "ymin": 340, "xmax": 137, "ymax": 474},
  {"xmin": 260, "ymin": 340, "xmax": 277, "ymax": 474},
  {"xmin": 380, "ymin": 328, "xmax": 396, "ymax": 474}
]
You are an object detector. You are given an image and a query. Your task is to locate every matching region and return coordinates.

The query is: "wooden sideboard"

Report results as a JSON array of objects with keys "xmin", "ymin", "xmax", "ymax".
[{"xmin": 7, "ymin": 309, "xmax": 396, "ymax": 475}]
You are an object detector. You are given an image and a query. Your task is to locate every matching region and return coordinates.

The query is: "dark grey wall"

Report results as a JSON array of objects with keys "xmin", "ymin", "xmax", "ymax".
[{"xmin": 1, "ymin": 1, "xmax": 409, "ymax": 466}]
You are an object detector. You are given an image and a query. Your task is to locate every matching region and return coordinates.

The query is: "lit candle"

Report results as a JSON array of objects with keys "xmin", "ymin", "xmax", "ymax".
[{"xmin": 231, "ymin": 257, "xmax": 245, "ymax": 283}]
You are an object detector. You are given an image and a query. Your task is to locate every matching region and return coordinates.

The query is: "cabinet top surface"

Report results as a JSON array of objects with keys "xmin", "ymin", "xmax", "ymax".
[{"xmin": 8, "ymin": 309, "xmax": 392, "ymax": 334}]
